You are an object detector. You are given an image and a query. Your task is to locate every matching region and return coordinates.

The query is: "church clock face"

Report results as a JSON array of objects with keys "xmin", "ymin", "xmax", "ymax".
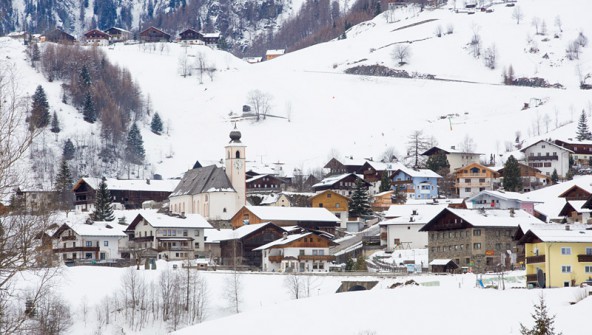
[{"xmin": 234, "ymin": 160, "xmax": 243, "ymax": 170}]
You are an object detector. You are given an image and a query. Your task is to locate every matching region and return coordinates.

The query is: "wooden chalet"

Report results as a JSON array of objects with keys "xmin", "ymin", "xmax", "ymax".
[
  {"xmin": 312, "ymin": 173, "xmax": 371, "ymax": 198},
  {"xmin": 372, "ymin": 190, "xmax": 395, "ymax": 212},
  {"xmin": 230, "ymin": 205, "xmax": 340, "ymax": 234},
  {"xmin": 44, "ymin": 28, "xmax": 76, "ymax": 43},
  {"xmin": 310, "ymin": 190, "xmax": 349, "ymax": 227},
  {"xmin": 323, "ymin": 158, "xmax": 366, "ymax": 176},
  {"xmin": 558, "ymin": 200, "xmax": 592, "ymax": 224},
  {"xmin": 218, "ymin": 222, "xmax": 286, "ymax": 269},
  {"xmin": 104, "ymin": 27, "xmax": 132, "ymax": 42},
  {"xmin": 72, "ymin": 178, "xmax": 178, "ymax": 211},
  {"xmin": 139, "ymin": 27, "xmax": 171, "ymax": 42},
  {"xmin": 554, "ymin": 138, "xmax": 592, "ymax": 165},
  {"xmin": 83, "ymin": 29, "xmax": 110, "ymax": 45},
  {"xmin": 496, "ymin": 162, "xmax": 550, "ymax": 192},
  {"xmin": 246, "ymin": 174, "xmax": 287, "ymax": 193},
  {"xmin": 558, "ymin": 185, "xmax": 592, "ymax": 201},
  {"xmin": 179, "ymin": 28, "xmax": 201, "ymax": 41}
]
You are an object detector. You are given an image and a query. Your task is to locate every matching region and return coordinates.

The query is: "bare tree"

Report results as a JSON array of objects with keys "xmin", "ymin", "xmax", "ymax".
[
  {"xmin": 178, "ymin": 47, "xmax": 192, "ymax": 78},
  {"xmin": 195, "ymin": 51, "xmax": 207, "ymax": 84},
  {"xmin": 512, "ymin": 6, "xmax": 524, "ymax": 25},
  {"xmin": 247, "ymin": 89, "xmax": 273, "ymax": 121},
  {"xmin": 460, "ymin": 134, "xmax": 476, "ymax": 153},
  {"xmin": 434, "ymin": 24, "xmax": 443, "ymax": 38},
  {"xmin": 543, "ymin": 114, "xmax": 551, "ymax": 133},
  {"xmin": 284, "ymin": 272, "xmax": 303, "ymax": 299},
  {"xmin": 469, "ymin": 26, "xmax": 482, "ymax": 58},
  {"xmin": 554, "ymin": 15, "xmax": 563, "ymax": 33},
  {"xmin": 531, "ymin": 17, "xmax": 541, "ymax": 35},
  {"xmin": 483, "ymin": 44, "xmax": 497, "ymax": 69},
  {"xmin": 406, "ymin": 130, "xmax": 430, "ymax": 168},
  {"xmin": 446, "ymin": 23, "xmax": 454, "ymax": 34},
  {"xmin": 391, "ymin": 44, "xmax": 411, "ymax": 65},
  {"xmin": 566, "ymin": 41, "xmax": 581, "ymax": 60},
  {"xmin": 224, "ymin": 271, "xmax": 242, "ymax": 313}
]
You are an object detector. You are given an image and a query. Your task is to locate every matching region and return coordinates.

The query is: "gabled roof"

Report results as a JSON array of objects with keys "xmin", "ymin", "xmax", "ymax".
[
  {"xmin": 239, "ymin": 206, "xmax": 340, "ymax": 223},
  {"xmin": 361, "ymin": 161, "xmax": 402, "ymax": 172},
  {"xmin": 454, "ymin": 162, "xmax": 500, "ymax": 174},
  {"xmin": 310, "ymin": 190, "xmax": 350, "ymax": 202},
  {"xmin": 216, "ymin": 222, "xmax": 285, "ymax": 241},
  {"xmin": 246, "ymin": 174, "xmax": 286, "ymax": 184},
  {"xmin": 170, "ymin": 165, "xmax": 235, "ymax": 197},
  {"xmin": 520, "ymin": 139, "xmax": 574, "ymax": 153},
  {"xmin": 84, "ymin": 29, "xmax": 110, "ymax": 38},
  {"xmin": 253, "ymin": 232, "xmax": 337, "ymax": 251},
  {"xmin": 380, "ymin": 204, "xmax": 447, "ymax": 225},
  {"xmin": 518, "ymin": 224, "xmax": 592, "ymax": 244},
  {"xmin": 422, "ymin": 146, "xmax": 483, "ymax": 156},
  {"xmin": 554, "ymin": 138, "xmax": 592, "ymax": 146},
  {"xmin": 140, "ymin": 26, "xmax": 170, "ymax": 37},
  {"xmin": 53, "ymin": 221, "xmax": 127, "ymax": 238},
  {"xmin": 72, "ymin": 178, "xmax": 179, "ymax": 193},
  {"xmin": 558, "ymin": 184, "xmax": 592, "ymax": 198},
  {"xmin": 394, "ymin": 166, "xmax": 442, "ymax": 179},
  {"xmin": 312, "ymin": 173, "xmax": 369, "ymax": 189},
  {"xmin": 559, "ymin": 200, "xmax": 592, "ymax": 216},
  {"xmin": 105, "ymin": 27, "xmax": 131, "ymax": 33},
  {"xmin": 127, "ymin": 211, "xmax": 212, "ymax": 231},
  {"xmin": 466, "ymin": 190, "xmax": 543, "ymax": 204},
  {"xmin": 265, "ymin": 49, "xmax": 285, "ymax": 56},
  {"xmin": 420, "ymin": 208, "xmax": 544, "ymax": 231},
  {"xmin": 179, "ymin": 28, "xmax": 200, "ymax": 35}
]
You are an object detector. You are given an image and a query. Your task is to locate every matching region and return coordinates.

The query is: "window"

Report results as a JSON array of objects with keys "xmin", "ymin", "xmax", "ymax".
[
  {"xmin": 104, "ymin": 241, "xmax": 109, "ymax": 247},
  {"xmin": 319, "ymin": 203, "xmax": 323, "ymax": 208},
  {"xmin": 299, "ymin": 250, "xmax": 305, "ymax": 256},
  {"xmin": 561, "ymin": 265, "xmax": 571, "ymax": 273},
  {"xmin": 313, "ymin": 250, "xmax": 318, "ymax": 255},
  {"xmin": 194, "ymin": 242, "xmax": 200, "ymax": 249},
  {"xmin": 335, "ymin": 203, "xmax": 340, "ymax": 208},
  {"xmin": 495, "ymin": 243, "xmax": 501, "ymax": 250},
  {"xmin": 465, "ymin": 188, "xmax": 471, "ymax": 192},
  {"xmin": 465, "ymin": 258, "xmax": 470, "ymax": 265},
  {"xmin": 473, "ymin": 243, "xmax": 482, "ymax": 250},
  {"xmin": 195, "ymin": 230, "xmax": 200, "ymax": 236},
  {"xmin": 183, "ymin": 230, "xmax": 188, "ymax": 237},
  {"xmin": 86, "ymin": 241, "xmax": 92, "ymax": 247},
  {"xmin": 465, "ymin": 179, "xmax": 471, "ymax": 183},
  {"xmin": 479, "ymin": 178, "xmax": 485, "ymax": 183},
  {"xmin": 585, "ymin": 265, "xmax": 592, "ymax": 273},
  {"xmin": 319, "ymin": 250, "xmax": 324, "ymax": 256},
  {"xmin": 561, "ymin": 247, "xmax": 571, "ymax": 255},
  {"xmin": 327, "ymin": 193, "xmax": 332, "ymax": 198},
  {"xmin": 586, "ymin": 247, "xmax": 592, "ymax": 255},
  {"xmin": 473, "ymin": 229, "xmax": 481, "ymax": 236}
]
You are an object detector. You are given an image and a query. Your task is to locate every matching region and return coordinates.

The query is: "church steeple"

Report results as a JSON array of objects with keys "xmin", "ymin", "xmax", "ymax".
[
  {"xmin": 225, "ymin": 125, "xmax": 246, "ymax": 209},
  {"xmin": 229, "ymin": 123, "xmax": 242, "ymax": 143}
]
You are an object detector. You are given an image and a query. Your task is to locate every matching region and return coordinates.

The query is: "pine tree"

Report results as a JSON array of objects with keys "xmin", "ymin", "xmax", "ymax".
[
  {"xmin": 151, "ymin": 112, "xmax": 163, "ymax": 135},
  {"xmin": 50, "ymin": 111, "xmax": 60, "ymax": 133},
  {"xmin": 30, "ymin": 43, "xmax": 40, "ymax": 64},
  {"xmin": 126, "ymin": 123, "xmax": 146, "ymax": 165},
  {"xmin": 63, "ymin": 139, "xmax": 75, "ymax": 160},
  {"xmin": 576, "ymin": 110, "xmax": 592, "ymax": 141},
  {"xmin": 345, "ymin": 257, "xmax": 354, "ymax": 271},
  {"xmin": 82, "ymin": 93, "xmax": 96, "ymax": 123},
  {"xmin": 80, "ymin": 65, "xmax": 92, "ymax": 87},
  {"xmin": 379, "ymin": 171, "xmax": 391, "ymax": 192},
  {"xmin": 54, "ymin": 158, "xmax": 73, "ymax": 211},
  {"xmin": 392, "ymin": 184, "xmax": 408, "ymax": 204},
  {"xmin": 348, "ymin": 179, "xmax": 372, "ymax": 218},
  {"xmin": 31, "ymin": 85, "xmax": 50, "ymax": 128},
  {"xmin": 503, "ymin": 155, "xmax": 523, "ymax": 192},
  {"xmin": 354, "ymin": 256, "xmax": 367, "ymax": 271},
  {"xmin": 519, "ymin": 294, "xmax": 562, "ymax": 335},
  {"xmin": 551, "ymin": 169, "xmax": 559, "ymax": 184},
  {"xmin": 93, "ymin": 177, "xmax": 115, "ymax": 221},
  {"xmin": 426, "ymin": 151, "xmax": 450, "ymax": 174}
]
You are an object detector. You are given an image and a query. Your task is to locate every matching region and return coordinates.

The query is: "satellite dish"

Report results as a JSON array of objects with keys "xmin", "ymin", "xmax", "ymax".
[{"xmin": 537, "ymin": 268, "xmax": 546, "ymax": 288}]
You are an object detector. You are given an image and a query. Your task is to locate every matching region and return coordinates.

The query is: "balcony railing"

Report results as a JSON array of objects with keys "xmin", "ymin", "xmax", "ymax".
[
  {"xmin": 131, "ymin": 236, "xmax": 154, "ymax": 243},
  {"xmin": 456, "ymin": 173, "xmax": 488, "ymax": 178},
  {"xmin": 577, "ymin": 254, "xmax": 592, "ymax": 262},
  {"xmin": 526, "ymin": 273, "xmax": 538, "ymax": 282},
  {"xmin": 527, "ymin": 155, "xmax": 558, "ymax": 161},
  {"xmin": 53, "ymin": 246, "xmax": 99, "ymax": 253},
  {"xmin": 526, "ymin": 255, "xmax": 546, "ymax": 264},
  {"xmin": 268, "ymin": 255, "xmax": 284, "ymax": 263},
  {"xmin": 298, "ymin": 255, "xmax": 336, "ymax": 262},
  {"xmin": 61, "ymin": 235, "xmax": 76, "ymax": 241},
  {"xmin": 456, "ymin": 182, "xmax": 492, "ymax": 188}
]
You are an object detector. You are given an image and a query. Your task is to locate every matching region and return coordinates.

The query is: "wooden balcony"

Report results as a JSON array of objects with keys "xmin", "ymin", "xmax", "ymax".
[
  {"xmin": 53, "ymin": 246, "xmax": 99, "ymax": 253},
  {"xmin": 526, "ymin": 273, "xmax": 538, "ymax": 282},
  {"xmin": 577, "ymin": 254, "xmax": 592, "ymax": 262},
  {"xmin": 132, "ymin": 236, "xmax": 154, "ymax": 243},
  {"xmin": 527, "ymin": 155, "xmax": 558, "ymax": 161},
  {"xmin": 298, "ymin": 255, "xmax": 336, "ymax": 262},
  {"xmin": 526, "ymin": 255, "xmax": 546, "ymax": 264},
  {"xmin": 268, "ymin": 255, "xmax": 284, "ymax": 263},
  {"xmin": 456, "ymin": 173, "xmax": 488, "ymax": 178},
  {"xmin": 61, "ymin": 235, "xmax": 76, "ymax": 241}
]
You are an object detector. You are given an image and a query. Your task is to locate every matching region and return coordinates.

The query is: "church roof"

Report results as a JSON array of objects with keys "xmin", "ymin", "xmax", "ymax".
[{"xmin": 170, "ymin": 165, "xmax": 235, "ymax": 197}]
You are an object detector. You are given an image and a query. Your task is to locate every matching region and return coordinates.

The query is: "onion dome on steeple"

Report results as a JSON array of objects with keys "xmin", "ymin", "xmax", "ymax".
[{"xmin": 229, "ymin": 123, "xmax": 242, "ymax": 143}]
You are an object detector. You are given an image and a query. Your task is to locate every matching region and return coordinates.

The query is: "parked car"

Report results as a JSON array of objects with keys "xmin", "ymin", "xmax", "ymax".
[{"xmin": 579, "ymin": 280, "xmax": 592, "ymax": 287}]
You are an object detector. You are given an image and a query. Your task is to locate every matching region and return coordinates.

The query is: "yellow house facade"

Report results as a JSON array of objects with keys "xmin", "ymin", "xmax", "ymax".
[
  {"xmin": 310, "ymin": 190, "xmax": 349, "ymax": 228},
  {"xmin": 518, "ymin": 225, "xmax": 592, "ymax": 288}
]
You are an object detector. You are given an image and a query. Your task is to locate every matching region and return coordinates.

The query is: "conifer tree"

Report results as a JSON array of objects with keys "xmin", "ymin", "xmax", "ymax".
[
  {"xmin": 31, "ymin": 85, "xmax": 50, "ymax": 128},
  {"xmin": 426, "ymin": 151, "xmax": 450, "ymax": 174},
  {"xmin": 82, "ymin": 93, "xmax": 96, "ymax": 123},
  {"xmin": 80, "ymin": 65, "xmax": 92, "ymax": 87},
  {"xmin": 503, "ymin": 155, "xmax": 522, "ymax": 192},
  {"xmin": 50, "ymin": 111, "xmax": 60, "ymax": 133},
  {"xmin": 348, "ymin": 179, "xmax": 372, "ymax": 218},
  {"xmin": 576, "ymin": 110, "xmax": 592, "ymax": 141},
  {"xmin": 126, "ymin": 123, "xmax": 146, "ymax": 165},
  {"xmin": 54, "ymin": 158, "xmax": 73, "ymax": 211},
  {"xmin": 551, "ymin": 169, "xmax": 559, "ymax": 184},
  {"xmin": 151, "ymin": 112, "xmax": 163, "ymax": 135},
  {"xmin": 63, "ymin": 139, "xmax": 75, "ymax": 160},
  {"xmin": 379, "ymin": 171, "xmax": 391, "ymax": 193},
  {"xmin": 519, "ymin": 294, "xmax": 562, "ymax": 335},
  {"xmin": 93, "ymin": 177, "xmax": 115, "ymax": 221}
]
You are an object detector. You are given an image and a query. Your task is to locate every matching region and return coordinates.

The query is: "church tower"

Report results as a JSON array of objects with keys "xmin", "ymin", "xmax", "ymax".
[{"xmin": 225, "ymin": 126, "xmax": 246, "ymax": 208}]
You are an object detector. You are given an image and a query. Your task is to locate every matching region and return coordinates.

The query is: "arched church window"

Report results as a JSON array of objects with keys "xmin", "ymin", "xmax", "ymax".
[{"xmin": 235, "ymin": 150, "xmax": 240, "ymax": 159}]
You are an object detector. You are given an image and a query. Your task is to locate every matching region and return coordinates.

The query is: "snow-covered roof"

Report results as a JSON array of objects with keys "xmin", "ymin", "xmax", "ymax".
[
  {"xmin": 404, "ymin": 198, "xmax": 465, "ymax": 205},
  {"xmin": 133, "ymin": 211, "xmax": 213, "ymax": 229},
  {"xmin": 565, "ymin": 200, "xmax": 592, "ymax": 214},
  {"xmin": 380, "ymin": 205, "xmax": 447, "ymax": 225},
  {"xmin": 58, "ymin": 221, "xmax": 128, "ymax": 238},
  {"xmin": 395, "ymin": 165, "xmax": 442, "ymax": 179},
  {"xmin": 78, "ymin": 177, "xmax": 179, "ymax": 192},
  {"xmin": 216, "ymin": 222, "xmax": 285, "ymax": 241},
  {"xmin": 244, "ymin": 206, "xmax": 340, "ymax": 222},
  {"xmin": 522, "ymin": 224, "xmax": 592, "ymax": 243},
  {"xmin": 253, "ymin": 232, "xmax": 311, "ymax": 250},
  {"xmin": 202, "ymin": 32, "xmax": 220, "ymax": 38},
  {"xmin": 429, "ymin": 259, "xmax": 455, "ymax": 266},
  {"xmin": 447, "ymin": 208, "xmax": 543, "ymax": 228},
  {"xmin": 312, "ymin": 173, "xmax": 365, "ymax": 188},
  {"xmin": 466, "ymin": 190, "xmax": 543, "ymax": 204},
  {"xmin": 364, "ymin": 161, "xmax": 402, "ymax": 172},
  {"xmin": 266, "ymin": 49, "xmax": 285, "ymax": 55},
  {"xmin": 520, "ymin": 139, "xmax": 574, "ymax": 153},
  {"xmin": 423, "ymin": 146, "xmax": 483, "ymax": 155},
  {"xmin": 204, "ymin": 228, "xmax": 233, "ymax": 243},
  {"xmin": 554, "ymin": 138, "xmax": 592, "ymax": 145}
]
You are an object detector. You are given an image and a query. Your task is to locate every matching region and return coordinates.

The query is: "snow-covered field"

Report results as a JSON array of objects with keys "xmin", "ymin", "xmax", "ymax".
[{"xmin": 27, "ymin": 261, "xmax": 589, "ymax": 335}]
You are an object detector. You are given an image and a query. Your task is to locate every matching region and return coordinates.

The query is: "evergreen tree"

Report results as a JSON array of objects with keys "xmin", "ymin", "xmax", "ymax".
[
  {"xmin": 551, "ymin": 169, "xmax": 559, "ymax": 184},
  {"xmin": 348, "ymin": 179, "xmax": 372, "ymax": 218},
  {"xmin": 345, "ymin": 257, "xmax": 354, "ymax": 271},
  {"xmin": 82, "ymin": 93, "xmax": 96, "ymax": 123},
  {"xmin": 503, "ymin": 155, "xmax": 522, "ymax": 192},
  {"xmin": 31, "ymin": 85, "xmax": 50, "ymax": 128},
  {"xmin": 126, "ymin": 123, "xmax": 146, "ymax": 165},
  {"xmin": 426, "ymin": 151, "xmax": 450, "ymax": 174},
  {"xmin": 576, "ymin": 110, "xmax": 592, "ymax": 141},
  {"xmin": 63, "ymin": 139, "xmax": 75, "ymax": 160},
  {"xmin": 379, "ymin": 171, "xmax": 391, "ymax": 193},
  {"xmin": 50, "ymin": 111, "xmax": 60, "ymax": 133},
  {"xmin": 151, "ymin": 112, "xmax": 163, "ymax": 135},
  {"xmin": 354, "ymin": 256, "xmax": 367, "ymax": 271},
  {"xmin": 519, "ymin": 294, "xmax": 562, "ymax": 335},
  {"xmin": 30, "ymin": 43, "xmax": 40, "ymax": 64},
  {"xmin": 54, "ymin": 158, "xmax": 73, "ymax": 211},
  {"xmin": 80, "ymin": 65, "xmax": 92, "ymax": 87},
  {"xmin": 93, "ymin": 177, "xmax": 115, "ymax": 221},
  {"xmin": 392, "ymin": 184, "xmax": 408, "ymax": 204}
]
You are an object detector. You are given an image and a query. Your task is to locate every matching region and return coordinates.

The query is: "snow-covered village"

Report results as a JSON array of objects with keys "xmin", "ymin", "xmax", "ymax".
[{"xmin": 1, "ymin": 0, "xmax": 592, "ymax": 334}]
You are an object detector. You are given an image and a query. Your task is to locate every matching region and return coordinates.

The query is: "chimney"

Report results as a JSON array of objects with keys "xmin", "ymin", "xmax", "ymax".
[
  {"xmin": 509, "ymin": 208, "xmax": 515, "ymax": 217},
  {"xmin": 412, "ymin": 209, "xmax": 418, "ymax": 216},
  {"xmin": 282, "ymin": 231, "xmax": 288, "ymax": 239},
  {"xmin": 146, "ymin": 178, "xmax": 150, "ymax": 185},
  {"xmin": 181, "ymin": 211, "xmax": 185, "ymax": 218}
]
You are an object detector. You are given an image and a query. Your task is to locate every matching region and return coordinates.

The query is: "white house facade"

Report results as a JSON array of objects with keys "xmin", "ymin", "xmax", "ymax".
[
  {"xmin": 52, "ymin": 220, "xmax": 127, "ymax": 262},
  {"xmin": 521, "ymin": 140, "xmax": 572, "ymax": 178}
]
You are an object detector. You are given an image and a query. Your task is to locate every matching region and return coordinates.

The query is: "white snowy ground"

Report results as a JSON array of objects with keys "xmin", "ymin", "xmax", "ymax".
[{"xmin": 15, "ymin": 261, "xmax": 587, "ymax": 335}]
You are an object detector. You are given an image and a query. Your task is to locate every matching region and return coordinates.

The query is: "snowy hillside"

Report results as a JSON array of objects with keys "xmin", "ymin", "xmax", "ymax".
[{"xmin": 3, "ymin": 0, "xmax": 592, "ymax": 182}]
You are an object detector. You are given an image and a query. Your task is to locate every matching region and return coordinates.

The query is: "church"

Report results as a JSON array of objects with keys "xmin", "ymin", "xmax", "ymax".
[{"xmin": 168, "ymin": 128, "xmax": 246, "ymax": 221}]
